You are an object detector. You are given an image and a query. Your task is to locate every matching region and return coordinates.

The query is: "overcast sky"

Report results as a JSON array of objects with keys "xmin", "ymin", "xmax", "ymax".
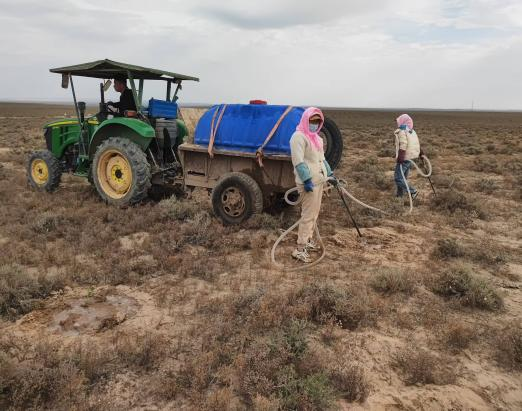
[{"xmin": 1, "ymin": 0, "xmax": 521, "ymax": 109}]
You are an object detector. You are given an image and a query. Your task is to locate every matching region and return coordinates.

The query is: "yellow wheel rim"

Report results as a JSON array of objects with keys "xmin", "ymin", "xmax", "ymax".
[
  {"xmin": 31, "ymin": 159, "xmax": 49, "ymax": 185},
  {"xmin": 97, "ymin": 149, "xmax": 133, "ymax": 199}
]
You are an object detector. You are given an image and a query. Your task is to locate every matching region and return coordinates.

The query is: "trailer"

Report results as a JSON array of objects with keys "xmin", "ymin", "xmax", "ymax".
[{"xmin": 179, "ymin": 143, "xmax": 295, "ymax": 224}]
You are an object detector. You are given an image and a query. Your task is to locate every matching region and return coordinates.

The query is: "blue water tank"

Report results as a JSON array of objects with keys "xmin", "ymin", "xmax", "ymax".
[{"xmin": 194, "ymin": 104, "xmax": 305, "ymax": 154}]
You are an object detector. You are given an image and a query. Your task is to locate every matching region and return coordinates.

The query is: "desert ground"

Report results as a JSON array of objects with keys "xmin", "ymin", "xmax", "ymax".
[{"xmin": 0, "ymin": 102, "xmax": 521, "ymax": 410}]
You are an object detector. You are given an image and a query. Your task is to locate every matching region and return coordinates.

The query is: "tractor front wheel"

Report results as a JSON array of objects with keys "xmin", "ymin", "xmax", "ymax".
[
  {"xmin": 212, "ymin": 172, "xmax": 263, "ymax": 225},
  {"xmin": 92, "ymin": 137, "xmax": 151, "ymax": 206},
  {"xmin": 27, "ymin": 150, "xmax": 62, "ymax": 192}
]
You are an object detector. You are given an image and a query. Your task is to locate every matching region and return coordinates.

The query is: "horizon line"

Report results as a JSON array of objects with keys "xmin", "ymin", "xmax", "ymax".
[{"xmin": 1, "ymin": 99, "xmax": 521, "ymax": 113}]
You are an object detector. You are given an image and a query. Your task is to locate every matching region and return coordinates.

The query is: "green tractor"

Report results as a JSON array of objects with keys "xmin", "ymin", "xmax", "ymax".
[{"xmin": 28, "ymin": 59, "xmax": 199, "ymax": 205}]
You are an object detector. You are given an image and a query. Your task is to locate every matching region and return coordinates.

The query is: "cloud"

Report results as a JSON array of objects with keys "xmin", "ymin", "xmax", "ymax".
[
  {"xmin": 0, "ymin": 0, "xmax": 520, "ymax": 109},
  {"xmin": 191, "ymin": 0, "xmax": 392, "ymax": 29}
]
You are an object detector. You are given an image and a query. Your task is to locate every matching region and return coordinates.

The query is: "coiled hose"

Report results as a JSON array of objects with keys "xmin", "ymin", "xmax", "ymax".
[{"xmin": 271, "ymin": 178, "xmax": 386, "ymax": 271}]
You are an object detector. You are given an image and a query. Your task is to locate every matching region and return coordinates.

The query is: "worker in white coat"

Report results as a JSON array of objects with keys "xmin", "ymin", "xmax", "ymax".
[
  {"xmin": 290, "ymin": 107, "xmax": 335, "ymax": 263},
  {"xmin": 394, "ymin": 114, "xmax": 424, "ymax": 199}
]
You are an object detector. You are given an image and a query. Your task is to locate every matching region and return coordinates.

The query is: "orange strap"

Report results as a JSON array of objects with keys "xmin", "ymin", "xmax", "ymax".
[
  {"xmin": 208, "ymin": 104, "xmax": 227, "ymax": 158},
  {"xmin": 256, "ymin": 105, "xmax": 293, "ymax": 167}
]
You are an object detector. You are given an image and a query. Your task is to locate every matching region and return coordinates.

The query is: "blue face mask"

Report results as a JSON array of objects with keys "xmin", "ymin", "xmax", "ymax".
[{"xmin": 309, "ymin": 123, "xmax": 320, "ymax": 133}]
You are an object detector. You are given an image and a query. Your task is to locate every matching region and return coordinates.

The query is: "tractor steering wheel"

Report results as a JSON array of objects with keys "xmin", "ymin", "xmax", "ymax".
[{"xmin": 105, "ymin": 103, "xmax": 118, "ymax": 115}]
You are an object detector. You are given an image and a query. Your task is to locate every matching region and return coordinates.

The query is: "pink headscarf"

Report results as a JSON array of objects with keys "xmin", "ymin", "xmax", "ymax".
[
  {"xmin": 296, "ymin": 107, "xmax": 324, "ymax": 151},
  {"xmin": 396, "ymin": 114, "xmax": 414, "ymax": 130}
]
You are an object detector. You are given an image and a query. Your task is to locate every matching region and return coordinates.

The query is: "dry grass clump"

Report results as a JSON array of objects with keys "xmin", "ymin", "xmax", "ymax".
[
  {"xmin": 30, "ymin": 211, "xmax": 61, "ymax": 234},
  {"xmin": 392, "ymin": 346, "xmax": 457, "ymax": 386},
  {"xmin": 113, "ymin": 332, "xmax": 168, "ymax": 371},
  {"xmin": 294, "ymin": 282, "xmax": 376, "ymax": 330},
  {"xmin": 351, "ymin": 156, "xmax": 393, "ymax": 190},
  {"xmin": 430, "ymin": 189, "xmax": 486, "ymax": 220},
  {"xmin": 444, "ymin": 322, "xmax": 477, "ymax": 351},
  {"xmin": 0, "ymin": 331, "xmax": 168, "ymax": 410},
  {"xmin": 242, "ymin": 212, "xmax": 281, "ymax": 230},
  {"xmin": 158, "ymin": 285, "xmax": 373, "ymax": 409},
  {"xmin": 0, "ymin": 338, "xmax": 87, "ymax": 410},
  {"xmin": 432, "ymin": 238, "xmax": 465, "ymax": 260},
  {"xmin": 329, "ymin": 363, "xmax": 370, "ymax": 402},
  {"xmin": 473, "ymin": 157, "xmax": 501, "ymax": 174},
  {"xmin": 0, "ymin": 263, "xmax": 65, "ymax": 320},
  {"xmin": 465, "ymin": 242, "xmax": 508, "ymax": 267},
  {"xmin": 475, "ymin": 178, "xmax": 499, "ymax": 194},
  {"xmin": 369, "ymin": 269, "xmax": 416, "ymax": 295},
  {"xmin": 430, "ymin": 265, "xmax": 503, "ymax": 311},
  {"xmin": 158, "ymin": 196, "xmax": 196, "ymax": 220},
  {"xmin": 432, "ymin": 238, "xmax": 508, "ymax": 267},
  {"xmin": 495, "ymin": 322, "xmax": 522, "ymax": 371}
]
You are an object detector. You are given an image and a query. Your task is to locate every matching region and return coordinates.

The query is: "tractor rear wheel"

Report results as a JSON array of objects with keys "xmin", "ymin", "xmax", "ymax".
[
  {"xmin": 212, "ymin": 172, "xmax": 263, "ymax": 224},
  {"xmin": 321, "ymin": 116, "xmax": 343, "ymax": 171},
  {"xmin": 92, "ymin": 137, "xmax": 151, "ymax": 206},
  {"xmin": 27, "ymin": 150, "xmax": 62, "ymax": 192}
]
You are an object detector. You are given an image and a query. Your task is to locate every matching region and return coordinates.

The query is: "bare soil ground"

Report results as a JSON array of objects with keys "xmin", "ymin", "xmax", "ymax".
[{"xmin": 0, "ymin": 102, "xmax": 521, "ymax": 410}]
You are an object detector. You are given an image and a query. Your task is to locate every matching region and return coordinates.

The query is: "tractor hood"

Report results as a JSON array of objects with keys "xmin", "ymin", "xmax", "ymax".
[{"xmin": 44, "ymin": 118, "xmax": 99, "ymax": 129}]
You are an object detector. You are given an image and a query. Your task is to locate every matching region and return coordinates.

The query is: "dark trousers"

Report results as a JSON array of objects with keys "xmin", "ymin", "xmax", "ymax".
[{"xmin": 394, "ymin": 161, "xmax": 416, "ymax": 197}]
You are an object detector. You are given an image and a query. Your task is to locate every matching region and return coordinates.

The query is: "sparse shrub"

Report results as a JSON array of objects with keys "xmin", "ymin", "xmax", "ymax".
[
  {"xmin": 243, "ymin": 213, "xmax": 281, "ymax": 230},
  {"xmin": 447, "ymin": 209, "xmax": 476, "ymax": 229},
  {"xmin": 181, "ymin": 211, "xmax": 213, "ymax": 245},
  {"xmin": 432, "ymin": 238, "xmax": 465, "ymax": 260},
  {"xmin": 0, "ymin": 263, "xmax": 65, "ymax": 320},
  {"xmin": 114, "ymin": 332, "xmax": 167, "ymax": 370},
  {"xmin": 475, "ymin": 178, "xmax": 499, "ymax": 194},
  {"xmin": 393, "ymin": 346, "xmax": 456, "ymax": 385},
  {"xmin": 444, "ymin": 323, "xmax": 477, "ymax": 350},
  {"xmin": 466, "ymin": 242, "xmax": 508, "ymax": 267},
  {"xmin": 431, "ymin": 174, "xmax": 461, "ymax": 190},
  {"xmin": 329, "ymin": 363, "xmax": 370, "ymax": 402},
  {"xmin": 158, "ymin": 196, "xmax": 196, "ymax": 220},
  {"xmin": 431, "ymin": 189, "xmax": 486, "ymax": 219},
  {"xmin": 295, "ymin": 283, "xmax": 375, "ymax": 330},
  {"xmin": 0, "ymin": 339, "xmax": 88, "ymax": 410},
  {"xmin": 430, "ymin": 265, "xmax": 503, "ymax": 311},
  {"xmin": 30, "ymin": 211, "xmax": 60, "ymax": 234},
  {"xmin": 277, "ymin": 368, "xmax": 335, "ymax": 411},
  {"xmin": 351, "ymin": 156, "xmax": 393, "ymax": 190},
  {"xmin": 462, "ymin": 146, "xmax": 483, "ymax": 155},
  {"xmin": 69, "ymin": 342, "xmax": 114, "ymax": 384},
  {"xmin": 370, "ymin": 269, "xmax": 415, "ymax": 295},
  {"xmin": 377, "ymin": 145, "xmax": 394, "ymax": 158},
  {"xmin": 473, "ymin": 157, "xmax": 501, "ymax": 174},
  {"xmin": 495, "ymin": 322, "xmax": 522, "ymax": 371}
]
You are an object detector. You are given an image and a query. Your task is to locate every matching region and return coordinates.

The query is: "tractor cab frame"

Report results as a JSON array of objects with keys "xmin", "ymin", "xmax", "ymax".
[{"xmin": 29, "ymin": 59, "xmax": 199, "ymax": 205}]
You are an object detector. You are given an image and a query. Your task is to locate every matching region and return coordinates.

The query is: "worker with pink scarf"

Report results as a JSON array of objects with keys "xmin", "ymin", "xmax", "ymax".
[
  {"xmin": 290, "ymin": 107, "xmax": 335, "ymax": 263},
  {"xmin": 394, "ymin": 114, "xmax": 423, "ymax": 198}
]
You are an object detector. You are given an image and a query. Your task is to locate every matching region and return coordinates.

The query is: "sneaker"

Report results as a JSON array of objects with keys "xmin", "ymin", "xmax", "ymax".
[
  {"xmin": 292, "ymin": 248, "xmax": 312, "ymax": 263},
  {"xmin": 305, "ymin": 239, "xmax": 321, "ymax": 253}
]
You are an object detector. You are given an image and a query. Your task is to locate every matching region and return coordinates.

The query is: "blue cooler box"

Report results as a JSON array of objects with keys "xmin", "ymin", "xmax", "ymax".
[{"xmin": 148, "ymin": 98, "xmax": 178, "ymax": 119}]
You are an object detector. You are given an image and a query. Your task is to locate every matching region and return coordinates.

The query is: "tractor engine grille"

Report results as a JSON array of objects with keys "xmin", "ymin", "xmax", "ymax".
[{"xmin": 154, "ymin": 119, "xmax": 178, "ymax": 164}]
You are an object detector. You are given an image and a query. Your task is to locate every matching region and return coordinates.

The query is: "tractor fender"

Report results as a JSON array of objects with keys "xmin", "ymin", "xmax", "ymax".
[{"xmin": 89, "ymin": 118, "xmax": 155, "ymax": 158}]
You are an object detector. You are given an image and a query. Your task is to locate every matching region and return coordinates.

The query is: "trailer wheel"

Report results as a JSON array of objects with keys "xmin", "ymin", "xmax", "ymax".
[
  {"xmin": 27, "ymin": 150, "xmax": 62, "ymax": 192},
  {"xmin": 212, "ymin": 172, "xmax": 263, "ymax": 224},
  {"xmin": 321, "ymin": 116, "xmax": 343, "ymax": 170}
]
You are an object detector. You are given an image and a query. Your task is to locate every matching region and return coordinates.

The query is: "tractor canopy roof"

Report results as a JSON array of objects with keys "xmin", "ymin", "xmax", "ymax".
[{"xmin": 50, "ymin": 59, "xmax": 199, "ymax": 82}]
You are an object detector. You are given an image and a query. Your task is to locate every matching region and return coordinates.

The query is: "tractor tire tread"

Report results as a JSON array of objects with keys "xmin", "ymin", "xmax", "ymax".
[
  {"xmin": 93, "ymin": 137, "xmax": 151, "ymax": 206},
  {"xmin": 27, "ymin": 150, "xmax": 62, "ymax": 192}
]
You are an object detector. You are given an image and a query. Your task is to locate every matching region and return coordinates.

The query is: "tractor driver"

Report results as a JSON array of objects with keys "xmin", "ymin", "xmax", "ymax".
[{"xmin": 107, "ymin": 74, "xmax": 137, "ymax": 116}]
